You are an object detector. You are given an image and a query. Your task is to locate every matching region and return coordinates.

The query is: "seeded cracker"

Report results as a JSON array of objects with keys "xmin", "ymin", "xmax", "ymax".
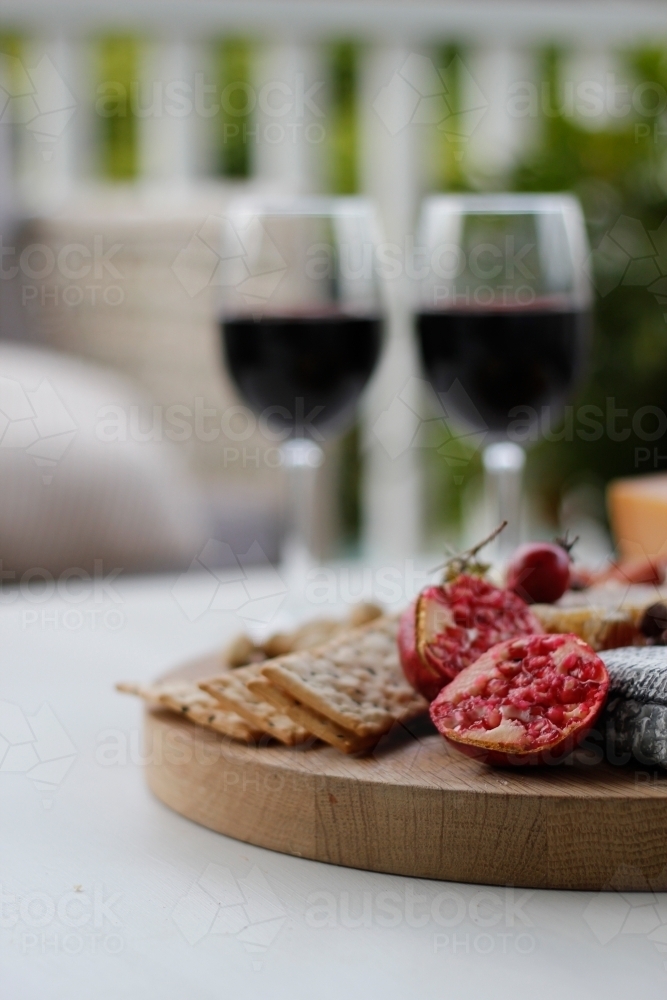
[
  {"xmin": 200, "ymin": 667, "xmax": 311, "ymax": 746},
  {"xmin": 259, "ymin": 616, "xmax": 428, "ymax": 746},
  {"xmin": 247, "ymin": 676, "xmax": 375, "ymax": 753},
  {"xmin": 115, "ymin": 680, "xmax": 261, "ymax": 743}
]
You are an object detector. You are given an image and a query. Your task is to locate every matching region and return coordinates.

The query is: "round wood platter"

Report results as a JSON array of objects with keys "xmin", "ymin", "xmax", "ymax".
[{"xmin": 145, "ymin": 654, "xmax": 667, "ymax": 891}]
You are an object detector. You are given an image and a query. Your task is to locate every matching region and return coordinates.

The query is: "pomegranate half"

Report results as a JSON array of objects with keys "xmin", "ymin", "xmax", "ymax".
[
  {"xmin": 398, "ymin": 575, "xmax": 543, "ymax": 702},
  {"xmin": 429, "ymin": 632, "xmax": 609, "ymax": 766}
]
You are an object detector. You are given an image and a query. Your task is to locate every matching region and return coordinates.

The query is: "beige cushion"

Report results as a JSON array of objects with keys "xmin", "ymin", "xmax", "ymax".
[{"xmin": 0, "ymin": 343, "xmax": 209, "ymax": 575}]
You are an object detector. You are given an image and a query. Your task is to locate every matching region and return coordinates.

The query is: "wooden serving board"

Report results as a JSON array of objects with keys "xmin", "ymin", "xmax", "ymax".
[{"xmin": 144, "ymin": 654, "xmax": 667, "ymax": 891}]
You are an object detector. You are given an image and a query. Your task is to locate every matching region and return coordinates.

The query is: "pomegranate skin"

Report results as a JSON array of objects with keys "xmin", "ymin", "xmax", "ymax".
[
  {"xmin": 397, "ymin": 602, "xmax": 443, "ymax": 702},
  {"xmin": 442, "ymin": 722, "xmax": 596, "ymax": 767},
  {"xmin": 397, "ymin": 575, "xmax": 543, "ymax": 702},
  {"xmin": 430, "ymin": 633, "xmax": 610, "ymax": 766},
  {"xmin": 506, "ymin": 542, "xmax": 571, "ymax": 604}
]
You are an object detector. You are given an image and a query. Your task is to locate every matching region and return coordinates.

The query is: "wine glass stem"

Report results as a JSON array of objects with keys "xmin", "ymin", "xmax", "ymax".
[
  {"xmin": 482, "ymin": 442, "xmax": 526, "ymax": 564},
  {"xmin": 280, "ymin": 438, "xmax": 324, "ymax": 593}
]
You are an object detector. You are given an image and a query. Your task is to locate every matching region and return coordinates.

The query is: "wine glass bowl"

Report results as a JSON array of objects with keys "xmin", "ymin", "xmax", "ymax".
[
  {"xmin": 220, "ymin": 198, "xmax": 383, "ymax": 440},
  {"xmin": 416, "ymin": 193, "xmax": 591, "ymax": 439}
]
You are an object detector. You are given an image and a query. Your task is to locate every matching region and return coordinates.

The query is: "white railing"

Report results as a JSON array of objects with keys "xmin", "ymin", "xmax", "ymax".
[
  {"xmin": 3, "ymin": 0, "xmax": 667, "ymax": 42},
  {"xmin": 2, "ymin": 1, "xmax": 667, "ymax": 560}
]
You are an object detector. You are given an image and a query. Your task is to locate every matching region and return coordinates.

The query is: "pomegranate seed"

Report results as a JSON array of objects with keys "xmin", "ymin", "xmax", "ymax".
[
  {"xmin": 483, "ymin": 708, "xmax": 502, "ymax": 729},
  {"xmin": 486, "ymin": 678, "xmax": 509, "ymax": 697},
  {"xmin": 539, "ymin": 635, "xmax": 564, "ymax": 652},
  {"xmin": 497, "ymin": 662, "xmax": 520, "ymax": 678},
  {"xmin": 560, "ymin": 652, "xmax": 580, "ymax": 672}
]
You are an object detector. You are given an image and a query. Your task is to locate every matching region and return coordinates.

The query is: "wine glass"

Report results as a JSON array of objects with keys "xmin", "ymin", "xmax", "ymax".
[
  {"xmin": 414, "ymin": 193, "xmax": 592, "ymax": 560},
  {"xmin": 217, "ymin": 196, "xmax": 384, "ymax": 586}
]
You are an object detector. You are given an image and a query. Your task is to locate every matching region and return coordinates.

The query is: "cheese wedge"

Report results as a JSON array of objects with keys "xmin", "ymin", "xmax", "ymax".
[{"xmin": 608, "ymin": 474, "xmax": 667, "ymax": 560}]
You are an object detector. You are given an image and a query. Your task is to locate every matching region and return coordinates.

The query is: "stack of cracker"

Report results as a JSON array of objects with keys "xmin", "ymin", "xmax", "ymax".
[
  {"xmin": 200, "ymin": 667, "xmax": 312, "ymax": 747},
  {"xmin": 203, "ymin": 616, "xmax": 428, "ymax": 753},
  {"xmin": 118, "ymin": 614, "xmax": 428, "ymax": 754}
]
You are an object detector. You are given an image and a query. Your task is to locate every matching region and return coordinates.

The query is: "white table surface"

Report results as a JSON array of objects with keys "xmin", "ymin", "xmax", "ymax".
[{"xmin": 2, "ymin": 568, "xmax": 666, "ymax": 1000}]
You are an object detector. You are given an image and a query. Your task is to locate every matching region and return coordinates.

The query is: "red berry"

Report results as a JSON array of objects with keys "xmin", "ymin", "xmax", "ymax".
[
  {"xmin": 430, "ymin": 633, "xmax": 609, "ymax": 766},
  {"xmin": 505, "ymin": 542, "xmax": 572, "ymax": 604}
]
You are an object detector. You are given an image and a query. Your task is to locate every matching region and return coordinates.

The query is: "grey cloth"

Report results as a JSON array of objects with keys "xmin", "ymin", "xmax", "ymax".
[
  {"xmin": 600, "ymin": 647, "xmax": 667, "ymax": 769},
  {"xmin": 600, "ymin": 647, "xmax": 667, "ymax": 705},
  {"xmin": 605, "ymin": 697, "xmax": 667, "ymax": 769}
]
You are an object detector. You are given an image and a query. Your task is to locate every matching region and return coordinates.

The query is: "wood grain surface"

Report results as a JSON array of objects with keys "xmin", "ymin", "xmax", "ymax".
[{"xmin": 144, "ymin": 653, "xmax": 667, "ymax": 890}]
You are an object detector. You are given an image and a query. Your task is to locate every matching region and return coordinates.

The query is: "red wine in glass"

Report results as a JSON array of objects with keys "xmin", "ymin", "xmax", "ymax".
[
  {"xmin": 222, "ymin": 312, "xmax": 382, "ymax": 438},
  {"xmin": 417, "ymin": 306, "xmax": 589, "ymax": 435}
]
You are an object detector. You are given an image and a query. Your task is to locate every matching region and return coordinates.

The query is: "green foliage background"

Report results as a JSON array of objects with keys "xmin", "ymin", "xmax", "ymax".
[{"xmin": 97, "ymin": 37, "xmax": 139, "ymax": 179}]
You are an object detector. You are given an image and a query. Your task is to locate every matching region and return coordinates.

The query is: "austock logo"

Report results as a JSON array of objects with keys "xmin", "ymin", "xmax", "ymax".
[
  {"xmin": 0, "ymin": 375, "xmax": 77, "ymax": 484},
  {"xmin": 373, "ymin": 53, "xmax": 488, "ymax": 141},
  {"xmin": 583, "ymin": 866, "xmax": 667, "ymax": 968},
  {"xmin": 0, "ymin": 701, "xmax": 76, "ymax": 808},
  {"xmin": 172, "ymin": 863, "xmax": 287, "ymax": 952},
  {"xmin": 305, "ymin": 882, "xmax": 535, "ymax": 955},
  {"xmin": 171, "ymin": 214, "xmax": 287, "ymax": 302},
  {"xmin": 0, "ymin": 53, "xmax": 76, "ymax": 159},
  {"xmin": 171, "ymin": 539, "xmax": 287, "ymax": 624},
  {"xmin": 372, "ymin": 375, "xmax": 487, "ymax": 482},
  {"xmin": 1, "ymin": 882, "xmax": 123, "ymax": 955},
  {"xmin": 587, "ymin": 214, "xmax": 667, "ymax": 319}
]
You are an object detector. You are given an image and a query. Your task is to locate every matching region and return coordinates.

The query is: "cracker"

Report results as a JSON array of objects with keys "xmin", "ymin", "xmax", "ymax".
[
  {"xmin": 289, "ymin": 603, "xmax": 383, "ymax": 652},
  {"xmin": 247, "ymin": 677, "xmax": 374, "ymax": 754},
  {"xmin": 200, "ymin": 668, "xmax": 311, "ymax": 746},
  {"xmin": 115, "ymin": 680, "xmax": 261, "ymax": 743},
  {"xmin": 224, "ymin": 603, "xmax": 384, "ymax": 666},
  {"xmin": 532, "ymin": 604, "xmax": 642, "ymax": 650},
  {"xmin": 260, "ymin": 616, "xmax": 428, "ymax": 741},
  {"xmin": 280, "ymin": 620, "xmax": 340, "ymax": 654},
  {"xmin": 224, "ymin": 633, "xmax": 267, "ymax": 668}
]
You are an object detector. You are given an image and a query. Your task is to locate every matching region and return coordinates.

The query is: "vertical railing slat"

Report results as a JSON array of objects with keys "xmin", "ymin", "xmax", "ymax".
[
  {"xmin": 463, "ymin": 45, "xmax": 538, "ymax": 182},
  {"xmin": 358, "ymin": 44, "xmax": 425, "ymax": 561},
  {"xmin": 251, "ymin": 41, "xmax": 327, "ymax": 193},
  {"xmin": 13, "ymin": 35, "xmax": 80, "ymax": 208},
  {"xmin": 137, "ymin": 40, "xmax": 199, "ymax": 183}
]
